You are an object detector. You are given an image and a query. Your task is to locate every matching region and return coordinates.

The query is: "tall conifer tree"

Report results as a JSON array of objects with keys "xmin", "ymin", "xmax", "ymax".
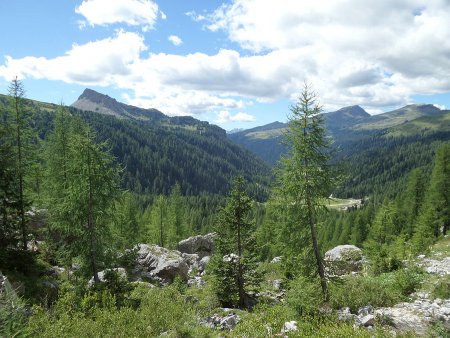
[{"xmin": 275, "ymin": 84, "xmax": 334, "ymax": 300}]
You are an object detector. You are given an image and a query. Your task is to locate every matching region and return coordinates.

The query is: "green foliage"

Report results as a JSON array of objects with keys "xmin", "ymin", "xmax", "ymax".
[
  {"xmin": 43, "ymin": 111, "xmax": 121, "ymax": 280},
  {"xmin": 211, "ymin": 176, "xmax": 261, "ymax": 308},
  {"xmin": 431, "ymin": 275, "xmax": 450, "ymax": 300},
  {"xmin": 274, "ymin": 84, "xmax": 334, "ymax": 298},
  {"xmin": 286, "ymin": 276, "xmax": 324, "ymax": 317},
  {"xmin": 0, "ymin": 274, "xmax": 28, "ymax": 337},
  {"xmin": 329, "ymin": 268, "xmax": 424, "ymax": 313},
  {"xmin": 27, "ymin": 285, "xmax": 212, "ymax": 338},
  {"xmin": 412, "ymin": 143, "xmax": 450, "ymax": 252}
]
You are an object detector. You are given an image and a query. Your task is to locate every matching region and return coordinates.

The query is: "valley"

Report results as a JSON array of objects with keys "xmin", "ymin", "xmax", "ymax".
[{"xmin": 1, "ymin": 84, "xmax": 449, "ymax": 337}]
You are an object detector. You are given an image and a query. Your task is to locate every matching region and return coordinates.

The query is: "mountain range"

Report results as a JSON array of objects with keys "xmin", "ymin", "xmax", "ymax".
[
  {"xmin": 0, "ymin": 89, "xmax": 271, "ymax": 200},
  {"xmin": 2, "ymin": 87, "xmax": 450, "ymax": 200},
  {"xmin": 229, "ymin": 104, "xmax": 450, "ymax": 165}
]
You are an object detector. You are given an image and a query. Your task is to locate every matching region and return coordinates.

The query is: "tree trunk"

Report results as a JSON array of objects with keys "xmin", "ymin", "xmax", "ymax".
[
  {"xmin": 14, "ymin": 91, "xmax": 26, "ymax": 251},
  {"xmin": 308, "ymin": 207, "xmax": 328, "ymax": 301},
  {"xmin": 87, "ymin": 145, "xmax": 99, "ymax": 283},
  {"xmin": 237, "ymin": 211, "xmax": 245, "ymax": 308}
]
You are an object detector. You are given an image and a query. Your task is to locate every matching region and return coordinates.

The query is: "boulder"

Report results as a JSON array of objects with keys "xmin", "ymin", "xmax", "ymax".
[
  {"xmin": 177, "ymin": 233, "xmax": 216, "ymax": 259},
  {"xmin": 133, "ymin": 244, "xmax": 189, "ymax": 284},
  {"xmin": 271, "ymin": 256, "xmax": 282, "ymax": 264},
  {"xmin": 88, "ymin": 268, "xmax": 127, "ymax": 288},
  {"xmin": 198, "ymin": 256, "xmax": 210, "ymax": 273},
  {"xmin": 324, "ymin": 245, "xmax": 364, "ymax": 276},
  {"xmin": 202, "ymin": 311, "xmax": 240, "ymax": 330}
]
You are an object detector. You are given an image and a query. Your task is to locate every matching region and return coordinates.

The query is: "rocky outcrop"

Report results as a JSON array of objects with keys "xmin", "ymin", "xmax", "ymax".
[
  {"xmin": 375, "ymin": 293, "xmax": 450, "ymax": 335},
  {"xmin": 324, "ymin": 245, "xmax": 364, "ymax": 277},
  {"xmin": 418, "ymin": 256, "xmax": 450, "ymax": 276},
  {"xmin": 201, "ymin": 310, "xmax": 240, "ymax": 330},
  {"xmin": 177, "ymin": 233, "xmax": 216, "ymax": 259},
  {"xmin": 132, "ymin": 244, "xmax": 189, "ymax": 284}
]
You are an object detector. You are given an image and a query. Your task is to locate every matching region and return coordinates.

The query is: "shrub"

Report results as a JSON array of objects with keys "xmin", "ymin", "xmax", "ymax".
[
  {"xmin": 431, "ymin": 275, "xmax": 450, "ymax": 300},
  {"xmin": 287, "ymin": 276, "xmax": 324, "ymax": 317}
]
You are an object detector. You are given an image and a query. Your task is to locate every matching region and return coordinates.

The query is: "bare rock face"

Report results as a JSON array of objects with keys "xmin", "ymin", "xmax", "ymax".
[
  {"xmin": 177, "ymin": 233, "xmax": 216, "ymax": 259},
  {"xmin": 324, "ymin": 245, "xmax": 364, "ymax": 277},
  {"xmin": 132, "ymin": 244, "xmax": 189, "ymax": 284}
]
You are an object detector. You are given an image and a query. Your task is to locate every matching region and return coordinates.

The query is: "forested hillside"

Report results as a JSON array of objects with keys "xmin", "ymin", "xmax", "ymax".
[
  {"xmin": 0, "ymin": 90, "xmax": 271, "ymax": 199},
  {"xmin": 230, "ymin": 104, "xmax": 450, "ymax": 199}
]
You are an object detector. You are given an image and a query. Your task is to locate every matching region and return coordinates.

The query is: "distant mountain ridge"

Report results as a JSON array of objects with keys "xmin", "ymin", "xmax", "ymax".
[
  {"xmin": 72, "ymin": 88, "xmax": 226, "ymax": 138},
  {"xmin": 72, "ymin": 88, "xmax": 166, "ymax": 121},
  {"xmin": 228, "ymin": 104, "xmax": 450, "ymax": 165}
]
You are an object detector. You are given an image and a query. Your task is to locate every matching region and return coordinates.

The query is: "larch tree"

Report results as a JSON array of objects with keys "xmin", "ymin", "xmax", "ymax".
[
  {"xmin": 275, "ymin": 84, "xmax": 334, "ymax": 300},
  {"xmin": 8, "ymin": 78, "xmax": 32, "ymax": 250},
  {"xmin": 413, "ymin": 143, "xmax": 450, "ymax": 252},
  {"xmin": 44, "ymin": 114, "xmax": 120, "ymax": 282}
]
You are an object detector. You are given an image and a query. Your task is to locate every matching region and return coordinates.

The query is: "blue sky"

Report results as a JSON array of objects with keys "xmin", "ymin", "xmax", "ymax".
[{"xmin": 1, "ymin": 0, "xmax": 449, "ymax": 130}]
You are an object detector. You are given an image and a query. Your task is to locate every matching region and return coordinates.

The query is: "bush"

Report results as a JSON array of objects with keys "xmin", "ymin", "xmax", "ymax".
[
  {"xmin": 330, "ymin": 267, "xmax": 425, "ymax": 313},
  {"xmin": 330, "ymin": 275, "xmax": 398, "ymax": 313},
  {"xmin": 26, "ymin": 284, "xmax": 213, "ymax": 337},
  {"xmin": 0, "ymin": 281, "xmax": 28, "ymax": 337},
  {"xmin": 287, "ymin": 276, "xmax": 324, "ymax": 317},
  {"xmin": 431, "ymin": 275, "xmax": 450, "ymax": 300}
]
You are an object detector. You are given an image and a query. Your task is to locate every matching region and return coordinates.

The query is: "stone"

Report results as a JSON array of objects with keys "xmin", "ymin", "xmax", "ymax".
[
  {"xmin": 337, "ymin": 307, "xmax": 356, "ymax": 322},
  {"xmin": 357, "ymin": 305, "xmax": 374, "ymax": 317},
  {"xmin": 271, "ymin": 256, "xmax": 282, "ymax": 264},
  {"xmin": 272, "ymin": 279, "xmax": 283, "ymax": 290},
  {"xmin": 358, "ymin": 314, "xmax": 375, "ymax": 327},
  {"xmin": 220, "ymin": 313, "xmax": 240, "ymax": 330},
  {"xmin": 324, "ymin": 245, "xmax": 364, "ymax": 276},
  {"xmin": 198, "ymin": 256, "xmax": 210, "ymax": 273},
  {"xmin": 202, "ymin": 311, "xmax": 240, "ymax": 331},
  {"xmin": 88, "ymin": 268, "xmax": 127, "ymax": 288},
  {"xmin": 282, "ymin": 321, "xmax": 298, "ymax": 333},
  {"xmin": 187, "ymin": 276, "xmax": 206, "ymax": 287},
  {"xmin": 177, "ymin": 233, "xmax": 216, "ymax": 259},
  {"xmin": 133, "ymin": 244, "xmax": 189, "ymax": 284}
]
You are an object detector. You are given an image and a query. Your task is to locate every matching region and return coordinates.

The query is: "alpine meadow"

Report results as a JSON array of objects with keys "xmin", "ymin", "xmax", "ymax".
[{"xmin": 1, "ymin": 1, "xmax": 450, "ymax": 337}]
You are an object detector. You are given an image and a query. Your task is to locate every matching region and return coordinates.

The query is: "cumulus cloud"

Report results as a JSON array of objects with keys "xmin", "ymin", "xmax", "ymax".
[
  {"xmin": 168, "ymin": 35, "xmax": 183, "ymax": 46},
  {"xmin": 205, "ymin": 0, "xmax": 450, "ymax": 109},
  {"xmin": 2, "ymin": 1, "xmax": 450, "ymax": 117},
  {"xmin": 0, "ymin": 30, "xmax": 146, "ymax": 85},
  {"xmin": 75, "ymin": 0, "xmax": 159, "ymax": 30},
  {"xmin": 215, "ymin": 110, "xmax": 256, "ymax": 123}
]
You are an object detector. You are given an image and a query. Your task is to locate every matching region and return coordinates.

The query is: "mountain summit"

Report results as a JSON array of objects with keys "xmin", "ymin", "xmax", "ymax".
[{"xmin": 71, "ymin": 88, "xmax": 166, "ymax": 121}]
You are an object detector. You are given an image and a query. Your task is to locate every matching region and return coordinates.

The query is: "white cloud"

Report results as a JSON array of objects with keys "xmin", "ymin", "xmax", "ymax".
[
  {"xmin": 75, "ymin": 0, "xmax": 159, "ymax": 30},
  {"xmin": 168, "ymin": 35, "xmax": 183, "ymax": 46},
  {"xmin": 185, "ymin": 11, "xmax": 206, "ymax": 22},
  {"xmin": 160, "ymin": 11, "xmax": 167, "ymax": 20},
  {"xmin": 0, "ymin": 30, "xmax": 146, "ymax": 85},
  {"xmin": 2, "ymin": 0, "xmax": 450, "ymax": 118},
  {"xmin": 215, "ymin": 110, "xmax": 256, "ymax": 123},
  {"xmin": 433, "ymin": 104, "xmax": 446, "ymax": 110},
  {"xmin": 204, "ymin": 0, "xmax": 450, "ymax": 109}
]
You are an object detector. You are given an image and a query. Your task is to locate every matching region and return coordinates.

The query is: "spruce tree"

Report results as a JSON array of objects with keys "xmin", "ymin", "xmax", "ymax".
[
  {"xmin": 275, "ymin": 84, "xmax": 334, "ymax": 300},
  {"xmin": 212, "ymin": 176, "xmax": 260, "ymax": 308}
]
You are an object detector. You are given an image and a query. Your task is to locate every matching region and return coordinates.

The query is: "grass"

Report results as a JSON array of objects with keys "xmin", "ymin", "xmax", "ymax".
[
  {"xmin": 327, "ymin": 197, "xmax": 362, "ymax": 210},
  {"xmin": 246, "ymin": 128, "xmax": 286, "ymax": 139}
]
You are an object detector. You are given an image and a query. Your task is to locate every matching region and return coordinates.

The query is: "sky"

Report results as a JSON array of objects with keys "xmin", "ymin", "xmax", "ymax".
[{"xmin": 0, "ymin": 0, "xmax": 450, "ymax": 130}]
